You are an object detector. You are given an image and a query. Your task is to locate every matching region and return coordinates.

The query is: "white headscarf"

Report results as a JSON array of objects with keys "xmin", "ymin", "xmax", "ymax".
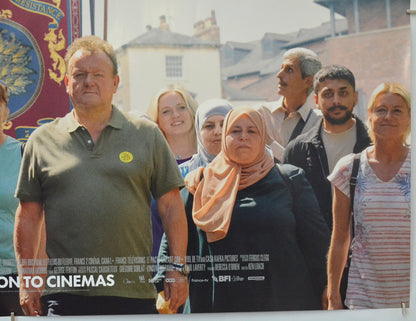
[{"xmin": 185, "ymin": 99, "xmax": 233, "ymax": 171}]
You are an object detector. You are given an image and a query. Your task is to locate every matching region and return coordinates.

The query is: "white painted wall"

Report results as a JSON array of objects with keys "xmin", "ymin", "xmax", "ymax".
[{"xmin": 114, "ymin": 46, "xmax": 222, "ymax": 114}]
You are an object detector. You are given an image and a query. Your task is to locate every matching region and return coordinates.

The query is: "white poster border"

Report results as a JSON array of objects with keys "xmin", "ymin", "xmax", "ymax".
[{"xmin": 1, "ymin": 1, "xmax": 414, "ymax": 320}]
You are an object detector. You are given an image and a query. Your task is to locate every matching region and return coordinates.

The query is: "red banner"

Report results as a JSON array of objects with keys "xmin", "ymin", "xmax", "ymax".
[{"xmin": 0, "ymin": 0, "xmax": 81, "ymax": 141}]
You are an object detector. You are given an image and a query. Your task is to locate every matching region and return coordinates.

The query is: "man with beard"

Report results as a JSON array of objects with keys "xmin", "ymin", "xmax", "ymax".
[
  {"xmin": 283, "ymin": 65, "xmax": 371, "ymax": 231},
  {"xmin": 256, "ymin": 48, "xmax": 322, "ymax": 162}
]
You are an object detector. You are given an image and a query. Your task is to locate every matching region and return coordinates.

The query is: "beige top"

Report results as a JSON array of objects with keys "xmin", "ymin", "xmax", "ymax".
[
  {"xmin": 255, "ymin": 94, "xmax": 322, "ymax": 161},
  {"xmin": 322, "ymin": 122, "xmax": 357, "ymax": 174}
]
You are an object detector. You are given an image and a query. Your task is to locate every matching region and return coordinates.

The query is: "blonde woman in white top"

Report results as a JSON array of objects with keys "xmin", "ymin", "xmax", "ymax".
[
  {"xmin": 327, "ymin": 82, "xmax": 411, "ymax": 309},
  {"xmin": 147, "ymin": 85, "xmax": 198, "ymax": 258}
]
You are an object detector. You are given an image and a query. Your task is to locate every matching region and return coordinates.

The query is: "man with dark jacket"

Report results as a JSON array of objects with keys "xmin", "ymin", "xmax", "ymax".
[{"xmin": 283, "ymin": 65, "xmax": 371, "ymax": 231}]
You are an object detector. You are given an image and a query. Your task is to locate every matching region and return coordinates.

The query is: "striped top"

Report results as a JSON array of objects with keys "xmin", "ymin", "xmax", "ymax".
[{"xmin": 328, "ymin": 147, "xmax": 411, "ymax": 309}]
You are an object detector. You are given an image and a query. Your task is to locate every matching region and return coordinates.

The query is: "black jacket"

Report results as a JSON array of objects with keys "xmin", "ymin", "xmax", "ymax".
[{"xmin": 282, "ymin": 116, "xmax": 372, "ymax": 231}]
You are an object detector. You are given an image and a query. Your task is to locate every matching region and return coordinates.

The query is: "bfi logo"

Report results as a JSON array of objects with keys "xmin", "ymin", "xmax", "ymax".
[{"xmin": 213, "ymin": 275, "xmax": 231, "ymax": 282}]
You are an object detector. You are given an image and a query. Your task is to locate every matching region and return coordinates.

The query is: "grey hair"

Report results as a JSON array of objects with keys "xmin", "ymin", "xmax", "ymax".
[{"xmin": 283, "ymin": 47, "xmax": 322, "ymax": 95}]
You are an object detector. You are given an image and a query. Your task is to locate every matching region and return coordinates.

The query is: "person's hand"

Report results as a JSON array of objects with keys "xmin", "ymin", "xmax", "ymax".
[
  {"xmin": 19, "ymin": 287, "xmax": 43, "ymax": 316},
  {"xmin": 156, "ymin": 291, "xmax": 176, "ymax": 314},
  {"xmin": 327, "ymin": 293, "xmax": 344, "ymax": 310},
  {"xmin": 321, "ymin": 286, "xmax": 328, "ymax": 310},
  {"xmin": 163, "ymin": 270, "xmax": 189, "ymax": 312}
]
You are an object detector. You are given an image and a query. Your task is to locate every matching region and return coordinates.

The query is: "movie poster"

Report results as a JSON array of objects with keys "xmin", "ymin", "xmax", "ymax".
[
  {"xmin": 0, "ymin": 0, "xmax": 81, "ymax": 141},
  {"xmin": 0, "ymin": 1, "xmax": 413, "ymax": 320}
]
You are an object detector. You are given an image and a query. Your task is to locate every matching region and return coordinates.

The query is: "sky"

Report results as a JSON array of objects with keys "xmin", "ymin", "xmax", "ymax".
[{"xmin": 81, "ymin": 0, "xmax": 343, "ymax": 49}]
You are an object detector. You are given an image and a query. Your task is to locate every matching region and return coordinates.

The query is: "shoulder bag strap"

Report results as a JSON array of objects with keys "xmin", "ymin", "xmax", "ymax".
[
  {"xmin": 349, "ymin": 153, "xmax": 361, "ymax": 238},
  {"xmin": 288, "ymin": 108, "xmax": 313, "ymax": 143}
]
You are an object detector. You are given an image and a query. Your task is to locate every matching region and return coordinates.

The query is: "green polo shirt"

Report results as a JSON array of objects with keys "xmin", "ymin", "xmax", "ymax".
[{"xmin": 15, "ymin": 107, "xmax": 184, "ymax": 299}]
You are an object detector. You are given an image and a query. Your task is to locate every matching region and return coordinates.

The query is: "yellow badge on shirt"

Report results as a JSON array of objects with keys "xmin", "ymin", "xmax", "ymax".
[{"xmin": 119, "ymin": 151, "xmax": 133, "ymax": 163}]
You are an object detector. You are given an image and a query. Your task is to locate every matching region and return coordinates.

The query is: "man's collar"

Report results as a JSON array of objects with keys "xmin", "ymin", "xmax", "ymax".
[
  {"xmin": 63, "ymin": 106, "xmax": 123, "ymax": 132},
  {"xmin": 270, "ymin": 92, "xmax": 316, "ymax": 118},
  {"xmin": 107, "ymin": 106, "xmax": 123, "ymax": 129},
  {"xmin": 296, "ymin": 93, "xmax": 315, "ymax": 121},
  {"xmin": 64, "ymin": 111, "xmax": 80, "ymax": 133}
]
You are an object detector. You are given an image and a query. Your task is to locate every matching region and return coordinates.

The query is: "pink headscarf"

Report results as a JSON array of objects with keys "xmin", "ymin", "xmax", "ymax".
[{"xmin": 186, "ymin": 107, "xmax": 274, "ymax": 242}]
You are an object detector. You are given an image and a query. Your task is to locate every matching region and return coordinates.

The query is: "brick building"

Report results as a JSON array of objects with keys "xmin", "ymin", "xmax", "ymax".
[
  {"xmin": 317, "ymin": 0, "xmax": 410, "ymax": 119},
  {"xmin": 222, "ymin": 0, "xmax": 410, "ymax": 119}
]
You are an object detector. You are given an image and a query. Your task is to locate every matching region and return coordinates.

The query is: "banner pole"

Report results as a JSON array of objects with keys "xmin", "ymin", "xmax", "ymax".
[
  {"xmin": 103, "ymin": 0, "xmax": 108, "ymax": 40},
  {"xmin": 89, "ymin": 0, "xmax": 95, "ymax": 35}
]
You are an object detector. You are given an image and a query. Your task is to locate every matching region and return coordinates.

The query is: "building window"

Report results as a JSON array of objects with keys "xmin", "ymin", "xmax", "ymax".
[{"xmin": 165, "ymin": 56, "xmax": 183, "ymax": 78}]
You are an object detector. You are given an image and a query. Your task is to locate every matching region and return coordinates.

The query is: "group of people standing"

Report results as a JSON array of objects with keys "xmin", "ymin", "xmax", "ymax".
[{"xmin": 0, "ymin": 35, "xmax": 411, "ymax": 316}]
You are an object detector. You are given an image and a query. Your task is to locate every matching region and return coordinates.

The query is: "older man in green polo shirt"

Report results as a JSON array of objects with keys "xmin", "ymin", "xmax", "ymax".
[{"xmin": 14, "ymin": 36, "xmax": 188, "ymax": 316}]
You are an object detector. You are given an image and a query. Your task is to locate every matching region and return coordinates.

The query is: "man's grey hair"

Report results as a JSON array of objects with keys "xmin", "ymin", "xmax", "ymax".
[{"xmin": 283, "ymin": 47, "xmax": 322, "ymax": 95}]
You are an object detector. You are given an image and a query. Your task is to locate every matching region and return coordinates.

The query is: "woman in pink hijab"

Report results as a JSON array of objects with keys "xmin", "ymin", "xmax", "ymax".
[{"xmin": 185, "ymin": 107, "xmax": 330, "ymax": 312}]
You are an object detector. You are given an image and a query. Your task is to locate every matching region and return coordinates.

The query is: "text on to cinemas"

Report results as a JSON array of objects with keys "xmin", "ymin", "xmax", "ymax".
[{"xmin": 0, "ymin": 274, "xmax": 115, "ymax": 289}]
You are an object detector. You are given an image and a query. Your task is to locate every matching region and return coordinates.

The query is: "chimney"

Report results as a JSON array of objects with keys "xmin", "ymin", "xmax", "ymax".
[
  {"xmin": 193, "ymin": 10, "xmax": 220, "ymax": 43},
  {"xmin": 159, "ymin": 15, "xmax": 170, "ymax": 31}
]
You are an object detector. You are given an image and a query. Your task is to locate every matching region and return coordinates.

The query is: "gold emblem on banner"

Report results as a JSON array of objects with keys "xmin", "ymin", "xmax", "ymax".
[
  {"xmin": 0, "ymin": 20, "xmax": 35, "ymax": 99},
  {"xmin": 0, "ymin": 10, "xmax": 12, "ymax": 19},
  {"xmin": 44, "ymin": 28, "xmax": 66, "ymax": 84},
  {"xmin": 1, "ymin": 1, "xmax": 66, "ymax": 86},
  {"xmin": 44, "ymin": 0, "xmax": 66, "ymax": 85},
  {"xmin": 6, "ymin": 0, "xmax": 66, "ymax": 85},
  {"xmin": 3, "ymin": 121, "xmax": 12, "ymax": 130}
]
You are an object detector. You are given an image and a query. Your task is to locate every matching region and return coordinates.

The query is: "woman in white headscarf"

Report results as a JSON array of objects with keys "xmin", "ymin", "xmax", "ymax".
[{"xmin": 180, "ymin": 98, "xmax": 233, "ymax": 173}]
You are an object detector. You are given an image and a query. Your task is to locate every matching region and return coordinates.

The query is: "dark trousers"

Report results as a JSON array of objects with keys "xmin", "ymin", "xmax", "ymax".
[
  {"xmin": 0, "ymin": 274, "xmax": 24, "ymax": 316},
  {"xmin": 41, "ymin": 293, "xmax": 157, "ymax": 316}
]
